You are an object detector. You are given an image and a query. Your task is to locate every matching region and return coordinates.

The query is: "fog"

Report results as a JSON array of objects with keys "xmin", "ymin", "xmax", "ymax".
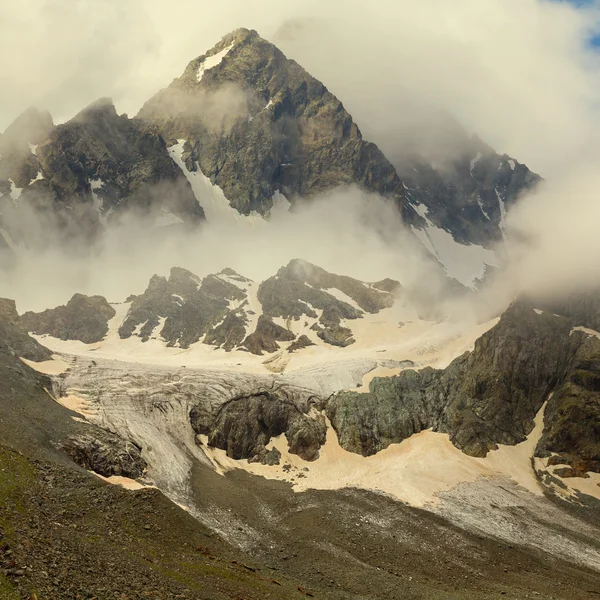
[
  {"xmin": 2, "ymin": 187, "xmax": 452, "ymax": 313},
  {"xmin": 2, "ymin": 0, "xmax": 600, "ymax": 317}
]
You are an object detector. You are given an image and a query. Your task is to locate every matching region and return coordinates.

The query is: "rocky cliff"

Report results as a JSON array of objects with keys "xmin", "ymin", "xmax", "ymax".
[{"xmin": 328, "ymin": 301, "xmax": 599, "ymax": 478}]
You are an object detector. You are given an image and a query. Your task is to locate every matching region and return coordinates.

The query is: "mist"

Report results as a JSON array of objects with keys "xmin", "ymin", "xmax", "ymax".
[
  {"xmin": 1, "ymin": 187, "xmax": 453, "ymax": 313},
  {"xmin": 2, "ymin": 0, "xmax": 600, "ymax": 319}
]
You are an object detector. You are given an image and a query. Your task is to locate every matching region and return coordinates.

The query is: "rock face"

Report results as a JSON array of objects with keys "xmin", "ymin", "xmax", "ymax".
[
  {"xmin": 0, "ymin": 297, "xmax": 52, "ymax": 362},
  {"xmin": 241, "ymin": 315, "xmax": 296, "ymax": 355},
  {"xmin": 0, "ymin": 29, "xmax": 542, "ymax": 272},
  {"xmin": 199, "ymin": 390, "xmax": 327, "ymax": 462},
  {"xmin": 536, "ymin": 288, "xmax": 600, "ymax": 333},
  {"xmin": 119, "ymin": 266, "xmax": 250, "ymax": 349},
  {"xmin": 20, "ymin": 294, "xmax": 116, "ymax": 344},
  {"xmin": 18, "ymin": 260, "xmax": 394, "ymax": 355},
  {"xmin": 327, "ymin": 302, "xmax": 598, "ymax": 470},
  {"xmin": 137, "ymin": 28, "xmax": 406, "ymax": 216},
  {"xmin": 0, "ymin": 100, "xmax": 204, "ymax": 251},
  {"xmin": 391, "ymin": 113, "xmax": 541, "ymax": 248},
  {"xmin": 536, "ymin": 334, "xmax": 600, "ymax": 476},
  {"xmin": 257, "ymin": 259, "xmax": 397, "ymax": 348},
  {"xmin": 60, "ymin": 434, "xmax": 147, "ymax": 479}
]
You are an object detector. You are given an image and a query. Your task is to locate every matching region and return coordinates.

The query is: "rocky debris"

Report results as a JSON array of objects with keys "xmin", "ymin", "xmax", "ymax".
[
  {"xmin": 119, "ymin": 266, "xmax": 249, "ymax": 349},
  {"xmin": 328, "ymin": 301, "xmax": 593, "ymax": 461},
  {"xmin": 241, "ymin": 315, "xmax": 296, "ymax": 355},
  {"xmin": 0, "ymin": 297, "xmax": 52, "ymax": 362},
  {"xmin": 259, "ymin": 447, "xmax": 282, "ymax": 465},
  {"xmin": 137, "ymin": 28, "xmax": 406, "ymax": 216},
  {"xmin": 202, "ymin": 390, "xmax": 326, "ymax": 462},
  {"xmin": 0, "ymin": 445, "xmax": 317, "ymax": 600},
  {"xmin": 60, "ymin": 433, "xmax": 147, "ymax": 479},
  {"xmin": 20, "ymin": 293, "xmax": 116, "ymax": 344}
]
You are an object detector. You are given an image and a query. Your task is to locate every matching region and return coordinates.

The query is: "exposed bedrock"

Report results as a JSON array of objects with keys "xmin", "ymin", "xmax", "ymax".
[
  {"xmin": 327, "ymin": 301, "xmax": 600, "ymax": 475},
  {"xmin": 191, "ymin": 388, "xmax": 325, "ymax": 462}
]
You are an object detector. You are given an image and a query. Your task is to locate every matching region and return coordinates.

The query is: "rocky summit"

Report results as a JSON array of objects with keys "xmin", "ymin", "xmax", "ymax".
[{"xmin": 138, "ymin": 28, "xmax": 406, "ymax": 216}]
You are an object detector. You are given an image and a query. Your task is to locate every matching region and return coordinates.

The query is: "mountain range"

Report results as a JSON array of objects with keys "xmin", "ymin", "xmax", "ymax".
[
  {"xmin": 0, "ymin": 27, "xmax": 598, "ymax": 600},
  {"xmin": 0, "ymin": 28, "xmax": 539, "ymax": 287}
]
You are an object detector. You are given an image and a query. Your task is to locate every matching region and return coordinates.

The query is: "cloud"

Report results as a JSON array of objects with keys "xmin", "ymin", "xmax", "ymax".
[{"xmin": 1, "ymin": 186, "xmax": 453, "ymax": 313}]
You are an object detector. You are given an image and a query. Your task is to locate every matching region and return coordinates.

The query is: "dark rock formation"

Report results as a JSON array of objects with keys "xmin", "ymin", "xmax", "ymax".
[
  {"xmin": 0, "ymin": 100, "xmax": 204, "ymax": 252},
  {"xmin": 60, "ymin": 434, "xmax": 147, "ymax": 479},
  {"xmin": 137, "ymin": 28, "xmax": 406, "ymax": 216},
  {"xmin": 535, "ymin": 288, "xmax": 600, "ymax": 333},
  {"xmin": 195, "ymin": 390, "xmax": 326, "ymax": 462},
  {"xmin": 20, "ymin": 294, "xmax": 116, "ymax": 344},
  {"xmin": 0, "ymin": 297, "xmax": 52, "ymax": 362},
  {"xmin": 384, "ymin": 112, "xmax": 541, "ymax": 248},
  {"xmin": 38, "ymin": 98, "xmax": 204, "ymax": 223},
  {"xmin": 536, "ymin": 333, "xmax": 600, "ymax": 476},
  {"xmin": 257, "ymin": 259, "xmax": 394, "ymax": 348},
  {"xmin": 327, "ymin": 302, "xmax": 589, "ymax": 461},
  {"xmin": 242, "ymin": 315, "xmax": 296, "ymax": 355},
  {"xmin": 119, "ymin": 267, "xmax": 250, "ymax": 349},
  {"xmin": 288, "ymin": 334, "xmax": 315, "ymax": 353}
]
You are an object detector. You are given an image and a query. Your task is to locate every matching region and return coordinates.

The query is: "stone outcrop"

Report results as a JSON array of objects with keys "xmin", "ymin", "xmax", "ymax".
[
  {"xmin": 384, "ymin": 112, "xmax": 541, "ymax": 247},
  {"xmin": 60, "ymin": 434, "xmax": 147, "ymax": 479},
  {"xmin": 192, "ymin": 389, "xmax": 326, "ymax": 462},
  {"xmin": 119, "ymin": 267, "xmax": 248, "ymax": 349},
  {"xmin": 327, "ymin": 302, "xmax": 596, "ymax": 466},
  {"xmin": 257, "ymin": 259, "xmax": 395, "ymax": 348},
  {"xmin": 0, "ymin": 297, "xmax": 52, "ymax": 362},
  {"xmin": 0, "ymin": 100, "xmax": 204, "ymax": 251},
  {"xmin": 536, "ymin": 333, "xmax": 600, "ymax": 476},
  {"xmin": 20, "ymin": 294, "xmax": 116, "ymax": 344},
  {"xmin": 241, "ymin": 315, "xmax": 296, "ymax": 355}
]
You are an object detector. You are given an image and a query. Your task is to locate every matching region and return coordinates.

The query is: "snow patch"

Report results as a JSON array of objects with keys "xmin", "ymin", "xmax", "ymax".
[
  {"xmin": 476, "ymin": 196, "xmax": 490, "ymax": 220},
  {"xmin": 410, "ymin": 203, "xmax": 498, "ymax": 287},
  {"xmin": 29, "ymin": 170, "xmax": 44, "ymax": 185},
  {"xmin": 470, "ymin": 152, "xmax": 482, "ymax": 175},
  {"xmin": 196, "ymin": 42, "xmax": 235, "ymax": 82},
  {"xmin": 495, "ymin": 188, "xmax": 507, "ymax": 237},
  {"xmin": 9, "ymin": 179, "xmax": 22, "ymax": 201},
  {"xmin": 155, "ymin": 209, "xmax": 184, "ymax": 227},
  {"xmin": 28, "ymin": 143, "xmax": 38, "ymax": 156}
]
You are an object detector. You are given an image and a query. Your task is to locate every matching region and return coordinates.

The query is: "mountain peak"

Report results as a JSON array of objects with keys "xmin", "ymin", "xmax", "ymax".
[
  {"xmin": 137, "ymin": 30, "xmax": 405, "ymax": 216},
  {"xmin": 72, "ymin": 97, "xmax": 119, "ymax": 123}
]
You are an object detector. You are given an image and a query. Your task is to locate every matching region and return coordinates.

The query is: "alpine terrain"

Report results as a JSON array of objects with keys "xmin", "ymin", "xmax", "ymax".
[{"xmin": 0, "ymin": 25, "xmax": 599, "ymax": 600}]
